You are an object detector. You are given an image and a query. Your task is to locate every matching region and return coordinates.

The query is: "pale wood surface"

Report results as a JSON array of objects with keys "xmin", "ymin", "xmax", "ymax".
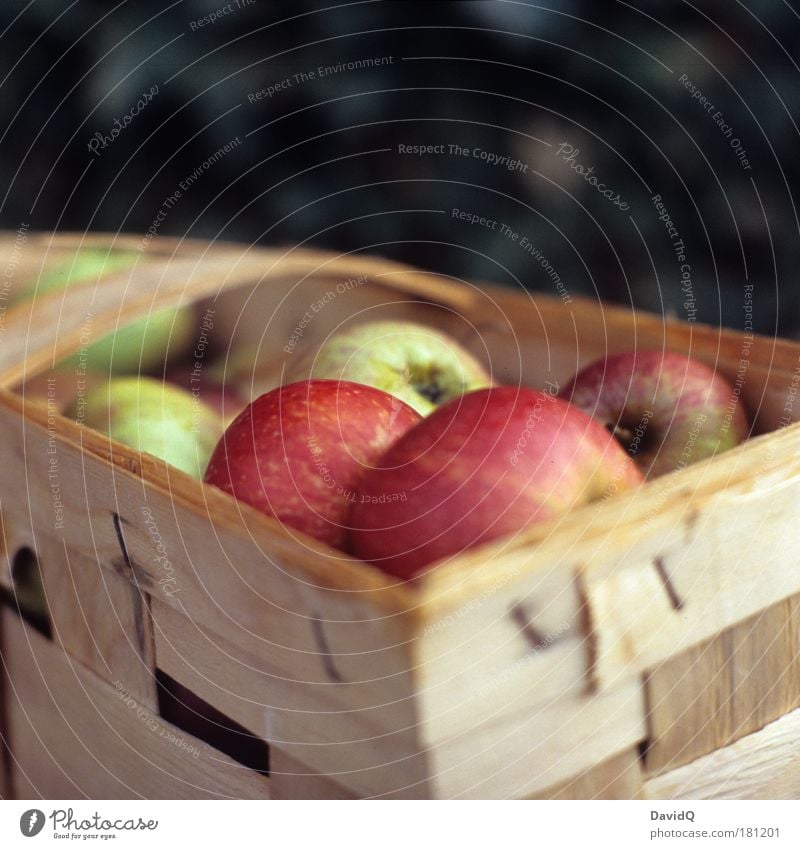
[
  {"xmin": 646, "ymin": 706, "xmax": 800, "ymax": 800},
  {"xmin": 644, "ymin": 595, "xmax": 800, "ymax": 775},
  {"xmin": 530, "ymin": 748, "xmax": 644, "ymax": 800},
  {"xmin": 151, "ymin": 597, "xmax": 425, "ymax": 798},
  {"xmin": 268, "ymin": 749, "xmax": 356, "ymax": 800},
  {"xmin": 430, "ymin": 679, "xmax": 646, "ymax": 799},
  {"xmin": 0, "ymin": 397, "xmax": 159, "ymax": 707},
  {"xmin": 41, "ymin": 536, "xmax": 158, "ymax": 710},
  {"xmin": 2, "ymin": 612, "xmax": 270, "ymax": 799}
]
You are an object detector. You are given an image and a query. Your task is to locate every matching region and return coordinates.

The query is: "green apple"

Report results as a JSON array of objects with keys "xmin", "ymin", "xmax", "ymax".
[
  {"xmin": 285, "ymin": 320, "xmax": 493, "ymax": 415},
  {"xmin": 13, "ymin": 248, "xmax": 194, "ymax": 374},
  {"xmin": 25, "ymin": 247, "xmax": 139, "ymax": 301},
  {"xmin": 71, "ymin": 307, "xmax": 195, "ymax": 375},
  {"xmin": 67, "ymin": 377, "xmax": 224, "ymax": 479}
]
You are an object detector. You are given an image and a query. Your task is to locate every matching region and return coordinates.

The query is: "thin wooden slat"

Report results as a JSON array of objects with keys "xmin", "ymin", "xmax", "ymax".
[
  {"xmin": 643, "ymin": 594, "xmax": 800, "ymax": 775},
  {"xmin": 268, "ymin": 749, "xmax": 356, "ymax": 800},
  {"xmin": 151, "ymin": 599, "xmax": 267, "ymax": 736},
  {"xmin": 2, "ymin": 612, "xmax": 270, "ymax": 799},
  {"xmin": 0, "ymin": 395, "xmax": 158, "ymax": 708},
  {"xmin": 7, "ymin": 232, "xmax": 796, "ymax": 440},
  {"xmin": 414, "ymin": 550, "xmax": 589, "ymax": 747},
  {"xmin": 429, "ymin": 679, "xmax": 646, "ymax": 799},
  {"xmin": 38, "ymin": 538, "xmax": 158, "ymax": 710},
  {"xmin": 529, "ymin": 748, "xmax": 644, "ymax": 800},
  {"xmin": 150, "ymin": 597, "xmax": 416, "ymax": 741},
  {"xmin": 645, "ymin": 706, "xmax": 800, "ymax": 800},
  {"xmin": 151, "ymin": 598, "xmax": 430, "ymax": 798},
  {"xmin": 578, "ymin": 472, "xmax": 800, "ymax": 695}
]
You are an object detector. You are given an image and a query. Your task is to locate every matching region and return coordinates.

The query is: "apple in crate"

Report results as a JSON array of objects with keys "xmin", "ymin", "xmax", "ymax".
[
  {"xmin": 349, "ymin": 386, "xmax": 643, "ymax": 579},
  {"xmin": 561, "ymin": 349, "xmax": 750, "ymax": 477},
  {"xmin": 285, "ymin": 320, "xmax": 492, "ymax": 415},
  {"xmin": 12, "ymin": 247, "xmax": 194, "ymax": 374},
  {"xmin": 66, "ymin": 377, "xmax": 224, "ymax": 479},
  {"xmin": 203, "ymin": 380, "xmax": 421, "ymax": 549}
]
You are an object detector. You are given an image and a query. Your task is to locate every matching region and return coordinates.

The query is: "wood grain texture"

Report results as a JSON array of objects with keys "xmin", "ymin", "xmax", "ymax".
[
  {"xmin": 644, "ymin": 594, "xmax": 800, "ymax": 775},
  {"xmin": 2, "ymin": 612, "xmax": 270, "ymax": 799},
  {"xmin": 269, "ymin": 749, "xmax": 356, "ymax": 800},
  {"xmin": 0, "ymin": 395, "xmax": 158, "ymax": 707},
  {"xmin": 151, "ymin": 597, "xmax": 425, "ymax": 799},
  {"xmin": 40, "ymin": 536, "xmax": 158, "ymax": 710},
  {"xmin": 529, "ymin": 748, "xmax": 644, "ymax": 800},
  {"xmin": 429, "ymin": 679, "xmax": 646, "ymax": 799},
  {"xmin": 645, "ymin": 706, "xmax": 800, "ymax": 800}
]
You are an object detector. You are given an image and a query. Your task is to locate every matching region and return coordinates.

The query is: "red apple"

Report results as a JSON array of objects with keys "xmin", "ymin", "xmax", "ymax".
[
  {"xmin": 203, "ymin": 379, "xmax": 421, "ymax": 549},
  {"xmin": 349, "ymin": 385, "xmax": 643, "ymax": 579},
  {"xmin": 561, "ymin": 349, "xmax": 749, "ymax": 477}
]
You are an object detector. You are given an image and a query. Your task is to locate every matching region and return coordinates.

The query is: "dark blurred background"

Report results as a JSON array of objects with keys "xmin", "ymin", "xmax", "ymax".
[{"xmin": 1, "ymin": 0, "xmax": 797, "ymax": 336}]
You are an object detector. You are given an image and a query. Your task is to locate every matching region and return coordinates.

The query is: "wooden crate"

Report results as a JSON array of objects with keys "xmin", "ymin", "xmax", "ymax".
[{"xmin": 1, "ymin": 231, "xmax": 799, "ymax": 799}]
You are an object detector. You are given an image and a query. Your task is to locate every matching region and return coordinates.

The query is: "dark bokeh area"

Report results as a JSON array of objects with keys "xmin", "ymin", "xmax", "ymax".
[{"xmin": 1, "ymin": 0, "xmax": 798, "ymax": 336}]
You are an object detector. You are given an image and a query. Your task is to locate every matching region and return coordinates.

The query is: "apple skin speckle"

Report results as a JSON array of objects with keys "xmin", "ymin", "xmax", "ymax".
[{"xmin": 203, "ymin": 379, "xmax": 421, "ymax": 549}]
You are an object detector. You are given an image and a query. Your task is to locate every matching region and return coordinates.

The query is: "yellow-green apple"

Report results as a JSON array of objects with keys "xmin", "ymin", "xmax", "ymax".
[
  {"xmin": 348, "ymin": 385, "xmax": 643, "ymax": 579},
  {"xmin": 203, "ymin": 379, "xmax": 421, "ymax": 549},
  {"xmin": 561, "ymin": 349, "xmax": 749, "ymax": 477},
  {"xmin": 67, "ymin": 377, "xmax": 224, "ymax": 478},
  {"xmin": 75, "ymin": 306, "xmax": 195, "ymax": 374},
  {"xmin": 13, "ymin": 248, "xmax": 194, "ymax": 374},
  {"xmin": 285, "ymin": 320, "xmax": 492, "ymax": 415}
]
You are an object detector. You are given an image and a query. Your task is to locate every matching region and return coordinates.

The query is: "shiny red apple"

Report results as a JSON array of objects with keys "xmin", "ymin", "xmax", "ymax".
[
  {"xmin": 561, "ymin": 349, "xmax": 749, "ymax": 477},
  {"xmin": 203, "ymin": 379, "xmax": 421, "ymax": 549},
  {"xmin": 348, "ymin": 385, "xmax": 643, "ymax": 579}
]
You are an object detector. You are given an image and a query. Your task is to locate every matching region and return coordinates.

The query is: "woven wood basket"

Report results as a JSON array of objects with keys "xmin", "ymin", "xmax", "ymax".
[{"xmin": 0, "ymin": 231, "xmax": 798, "ymax": 799}]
